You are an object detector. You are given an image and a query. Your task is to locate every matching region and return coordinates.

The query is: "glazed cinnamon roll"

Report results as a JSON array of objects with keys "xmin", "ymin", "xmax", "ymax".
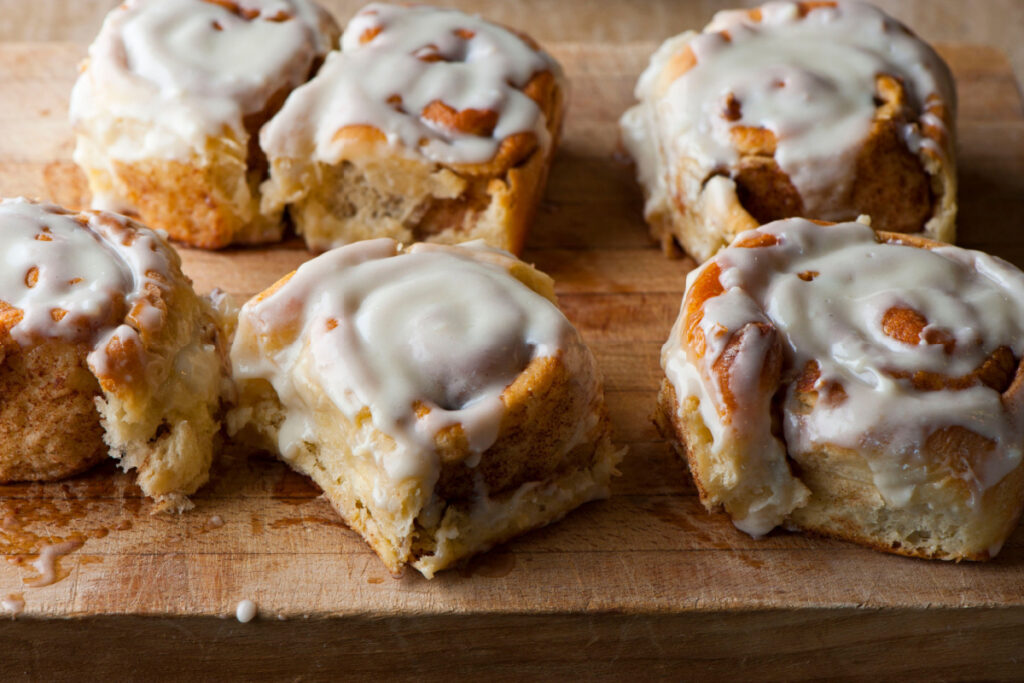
[
  {"xmin": 228, "ymin": 239, "xmax": 621, "ymax": 577},
  {"xmin": 657, "ymin": 217, "xmax": 1024, "ymax": 560},
  {"xmin": 70, "ymin": 0, "xmax": 339, "ymax": 248},
  {"xmin": 259, "ymin": 3, "xmax": 566, "ymax": 255},
  {"xmin": 621, "ymin": 1, "xmax": 957, "ymax": 262},
  {"xmin": 0, "ymin": 198, "xmax": 227, "ymax": 510}
]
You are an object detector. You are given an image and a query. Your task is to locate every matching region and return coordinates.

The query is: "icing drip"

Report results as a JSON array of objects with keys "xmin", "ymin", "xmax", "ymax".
[
  {"xmin": 236, "ymin": 599, "xmax": 257, "ymax": 623},
  {"xmin": 70, "ymin": 0, "xmax": 337, "ymax": 162},
  {"xmin": 666, "ymin": 219, "xmax": 1024, "ymax": 531},
  {"xmin": 24, "ymin": 539, "xmax": 84, "ymax": 588},
  {"xmin": 261, "ymin": 3, "xmax": 559, "ymax": 165},
  {"xmin": 0, "ymin": 198, "xmax": 173, "ymax": 385},
  {"xmin": 231, "ymin": 239, "xmax": 573, "ymax": 486},
  {"xmin": 623, "ymin": 0, "xmax": 954, "ymax": 222}
]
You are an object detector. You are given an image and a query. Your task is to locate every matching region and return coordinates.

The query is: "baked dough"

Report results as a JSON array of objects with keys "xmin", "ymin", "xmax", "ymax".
[
  {"xmin": 0, "ymin": 198, "xmax": 227, "ymax": 510},
  {"xmin": 228, "ymin": 238, "xmax": 621, "ymax": 577},
  {"xmin": 658, "ymin": 217, "xmax": 1024, "ymax": 560},
  {"xmin": 621, "ymin": 1, "xmax": 957, "ymax": 262},
  {"xmin": 70, "ymin": 0, "xmax": 339, "ymax": 248},
  {"xmin": 259, "ymin": 3, "xmax": 566, "ymax": 254}
]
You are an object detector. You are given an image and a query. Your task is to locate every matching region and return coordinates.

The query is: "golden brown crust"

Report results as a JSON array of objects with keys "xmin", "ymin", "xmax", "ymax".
[
  {"xmin": 80, "ymin": 150, "xmax": 277, "ymax": 250},
  {"xmin": 0, "ymin": 340, "xmax": 107, "ymax": 481},
  {"xmin": 654, "ymin": 378, "xmax": 713, "ymax": 509}
]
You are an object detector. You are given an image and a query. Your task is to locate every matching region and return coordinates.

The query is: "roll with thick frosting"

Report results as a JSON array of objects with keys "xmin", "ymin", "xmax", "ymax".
[
  {"xmin": 657, "ymin": 217, "xmax": 1024, "ymax": 560},
  {"xmin": 0, "ymin": 198, "xmax": 227, "ymax": 509},
  {"xmin": 70, "ymin": 0, "xmax": 340, "ymax": 248},
  {"xmin": 259, "ymin": 3, "xmax": 566, "ymax": 254},
  {"xmin": 228, "ymin": 238, "xmax": 621, "ymax": 577},
  {"xmin": 621, "ymin": 1, "xmax": 957, "ymax": 262}
]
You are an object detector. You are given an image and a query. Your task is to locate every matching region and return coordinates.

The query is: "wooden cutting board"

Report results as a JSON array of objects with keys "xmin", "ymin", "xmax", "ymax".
[{"xmin": 1, "ymin": 42, "xmax": 1024, "ymax": 679}]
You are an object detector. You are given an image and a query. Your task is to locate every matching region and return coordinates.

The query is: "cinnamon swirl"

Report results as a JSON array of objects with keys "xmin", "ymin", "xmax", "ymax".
[
  {"xmin": 657, "ymin": 217, "xmax": 1024, "ymax": 560},
  {"xmin": 70, "ymin": 0, "xmax": 339, "ymax": 248},
  {"xmin": 621, "ymin": 1, "xmax": 957, "ymax": 262},
  {"xmin": 228, "ymin": 239, "xmax": 620, "ymax": 577},
  {"xmin": 0, "ymin": 198, "xmax": 227, "ymax": 510},
  {"xmin": 259, "ymin": 3, "xmax": 566, "ymax": 255}
]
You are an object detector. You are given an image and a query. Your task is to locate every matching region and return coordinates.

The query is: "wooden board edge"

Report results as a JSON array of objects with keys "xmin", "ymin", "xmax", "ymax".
[{"xmin": 4, "ymin": 608, "xmax": 1024, "ymax": 680}]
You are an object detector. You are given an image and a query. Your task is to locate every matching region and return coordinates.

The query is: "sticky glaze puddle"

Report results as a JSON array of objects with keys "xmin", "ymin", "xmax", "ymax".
[{"xmin": 0, "ymin": 465, "xmax": 145, "ymax": 592}]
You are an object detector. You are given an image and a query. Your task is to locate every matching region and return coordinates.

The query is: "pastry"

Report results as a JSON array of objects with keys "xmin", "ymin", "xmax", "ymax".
[
  {"xmin": 620, "ymin": 1, "xmax": 957, "ymax": 262},
  {"xmin": 259, "ymin": 3, "xmax": 566, "ymax": 254},
  {"xmin": 657, "ymin": 217, "xmax": 1024, "ymax": 560},
  {"xmin": 0, "ymin": 198, "xmax": 227, "ymax": 510},
  {"xmin": 70, "ymin": 0, "xmax": 340, "ymax": 248},
  {"xmin": 228, "ymin": 238, "xmax": 621, "ymax": 577}
]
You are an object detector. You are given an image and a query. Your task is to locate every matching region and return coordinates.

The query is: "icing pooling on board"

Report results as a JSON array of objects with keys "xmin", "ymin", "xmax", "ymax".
[
  {"xmin": 664, "ymin": 218, "xmax": 1024, "ymax": 534},
  {"xmin": 231, "ymin": 238, "xmax": 573, "ymax": 487},
  {"xmin": 260, "ymin": 3, "xmax": 559, "ymax": 165},
  {"xmin": 622, "ymin": 1, "xmax": 954, "ymax": 224},
  {"xmin": 0, "ymin": 198, "xmax": 173, "ymax": 384},
  {"xmin": 24, "ymin": 539, "xmax": 84, "ymax": 588},
  {"xmin": 70, "ymin": 0, "xmax": 337, "ymax": 162}
]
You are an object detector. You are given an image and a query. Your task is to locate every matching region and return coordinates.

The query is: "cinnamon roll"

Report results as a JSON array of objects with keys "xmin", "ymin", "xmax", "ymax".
[
  {"xmin": 70, "ymin": 0, "xmax": 340, "ymax": 248},
  {"xmin": 0, "ymin": 198, "xmax": 227, "ymax": 510},
  {"xmin": 259, "ymin": 3, "xmax": 566, "ymax": 255},
  {"xmin": 657, "ymin": 217, "xmax": 1024, "ymax": 560},
  {"xmin": 621, "ymin": 1, "xmax": 957, "ymax": 262},
  {"xmin": 228, "ymin": 239, "xmax": 620, "ymax": 577}
]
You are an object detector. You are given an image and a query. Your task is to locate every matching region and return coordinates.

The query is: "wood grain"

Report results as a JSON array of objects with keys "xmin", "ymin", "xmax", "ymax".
[{"xmin": 1, "ymin": 41, "xmax": 1024, "ymax": 679}]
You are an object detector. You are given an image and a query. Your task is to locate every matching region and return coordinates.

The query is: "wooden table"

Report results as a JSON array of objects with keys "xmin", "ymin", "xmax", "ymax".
[{"xmin": 1, "ymin": 37, "xmax": 1024, "ymax": 679}]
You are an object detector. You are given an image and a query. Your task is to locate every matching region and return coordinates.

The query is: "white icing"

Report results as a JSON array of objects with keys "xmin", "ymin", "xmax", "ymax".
[
  {"xmin": 0, "ymin": 198, "xmax": 173, "ymax": 385},
  {"xmin": 261, "ymin": 3, "xmax": 560, "ymax": 165},
  {"xmin": 24, "ymin": 539, "xmax": 84, "ymax": 588},
  {"xmin": 1, "ymin": 594, "xmax": 24, "ymax": 615},
  {"xmin": 622, "ymin": 1, "xmax": 954, "ymax": 225},
  {"xmin": 70, "ymin": 0, "xmax": 337, "ymax": 162},
  {"xmin": 665, "ymin": 218, "xmax": 1024, "ymax": 535},
  {"xmin": 231, "ymin": 238, "xmax": 573, "ymax": 492},
  {"xmin": 236, "ymin": 598, "xmax": 257, "ymax": 623}
]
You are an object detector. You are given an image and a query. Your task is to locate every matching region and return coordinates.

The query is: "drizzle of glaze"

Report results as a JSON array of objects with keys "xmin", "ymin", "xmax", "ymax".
[
  {"xmin": 664, "ymin": 218, "xmax": 1024, "ymax": 534},
  {"xmin": 24, "ymin": 539, "xmax": 85, "ymax": 588},
  {"xmin": 261, "ymin": 3, "xmax": 561, "ymax": 165}
]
